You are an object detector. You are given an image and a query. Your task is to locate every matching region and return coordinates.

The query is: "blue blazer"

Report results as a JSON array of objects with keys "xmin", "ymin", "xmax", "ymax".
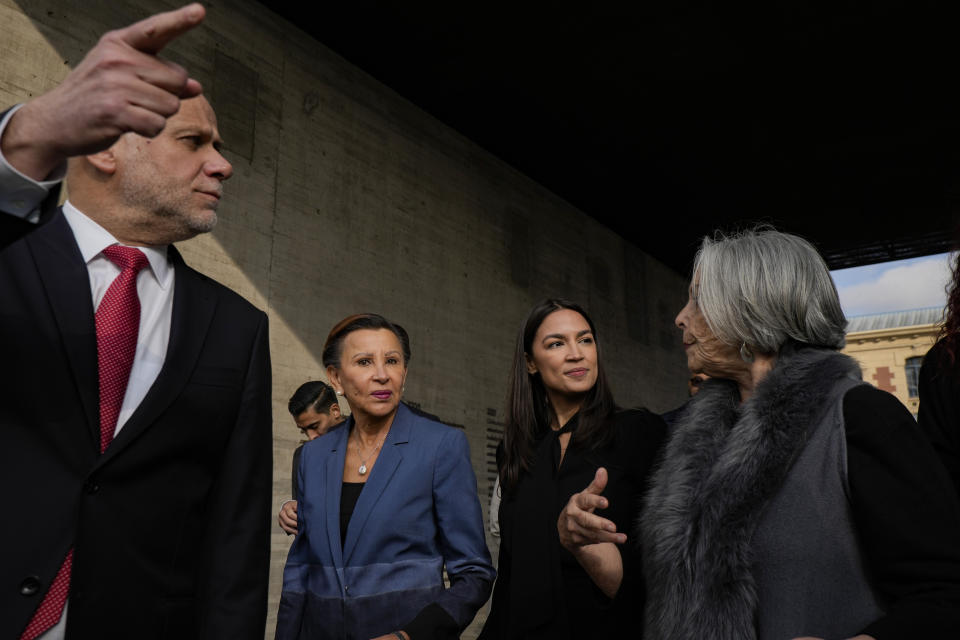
[{"xmin": 276, "ymin": 403, "xmax": 495, "ymax": 639}]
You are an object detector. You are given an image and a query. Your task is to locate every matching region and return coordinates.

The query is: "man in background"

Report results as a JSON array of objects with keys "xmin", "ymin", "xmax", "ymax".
[{"xmin": 279, "ymin": 381, "xmax": 344, "ymax": 535}]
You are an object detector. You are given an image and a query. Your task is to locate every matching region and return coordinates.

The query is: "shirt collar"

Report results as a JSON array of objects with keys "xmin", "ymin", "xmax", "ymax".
[{"xmin": 62, "ymin": 200, "xmax": 171, "ymax": 290}]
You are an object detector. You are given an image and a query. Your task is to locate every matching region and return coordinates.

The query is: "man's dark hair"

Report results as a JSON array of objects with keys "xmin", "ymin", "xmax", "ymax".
[{"xmin": 287, "ymin": 380, "xmax": 338, "ymax": 417}]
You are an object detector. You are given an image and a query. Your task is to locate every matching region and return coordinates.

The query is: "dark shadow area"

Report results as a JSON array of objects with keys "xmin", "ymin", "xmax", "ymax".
[
  {"xmin": 17, "ymin": 1, "xmax": 957, "ymax": 276},
  {"xmin": 264, "ymin": 0, "xmax": 960, "ymax": 272}
]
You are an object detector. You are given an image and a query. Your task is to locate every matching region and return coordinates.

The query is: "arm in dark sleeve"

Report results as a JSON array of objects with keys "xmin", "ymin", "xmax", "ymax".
[
  {"xmin": 291, "ymin": 444, "xmax": 303, "ymax": 499},
  {"xmin": 918, "ymin": 342, "xmax": 960, "ymax": 496},
  {"xmin": 0, "ymin": 106, "xmax": 64, "ymax": 248},
  {"xmin": 403, "ymin": 428, "xmax": 496, "ymax": 639},
  {"xmin": 197, "ymin": 313, "xmax": 273, "ymax": 639},
  {"xmin": 844, "ymin": 384, "xmax": 960, "ymax": 639},
  {"xmin": 611, "ymin": 410, "xmax": 667, "ymax": 608}
]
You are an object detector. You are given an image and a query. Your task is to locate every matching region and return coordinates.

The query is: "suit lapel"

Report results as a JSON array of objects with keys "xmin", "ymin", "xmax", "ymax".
[
  {"xmin": 97, "ymin": 246, "xmax": 217, "ymax": 465},
  {"xmin": 342, "ymin": 405, "xmax": 412, "ymax": 564},
  {"xmin": 26, "ymin": 211, "xmax": 99, "ymax": 449},
  {"xmin": 324, "ymin": 423, "xmax": 349, "ymax": 570}
]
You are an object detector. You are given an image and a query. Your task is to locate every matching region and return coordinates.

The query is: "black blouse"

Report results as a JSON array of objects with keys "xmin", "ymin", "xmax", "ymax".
[
  {"xmin": 843, "ymin": 383, "xmax": 960, "ymax": 638},
  {"xmin": 480, "ymin": 408, "xmax": 667, "ymax": 640},
  {"xmin": 918, "ymin": 339, "xmax": 960, "ymax": 496},
  {"xmin": 339, "ymin": 482, "xmax": 364, "ymax": 547}
]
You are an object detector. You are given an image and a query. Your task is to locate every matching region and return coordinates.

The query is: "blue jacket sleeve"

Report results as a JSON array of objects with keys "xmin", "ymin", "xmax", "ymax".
[
  {"xmin": 403, "ymin": 428, "xmax": 495, "ymax": 637},
  {"xmin": 275, "ymin": 446, "xmax": 310, "ymax": 639}
]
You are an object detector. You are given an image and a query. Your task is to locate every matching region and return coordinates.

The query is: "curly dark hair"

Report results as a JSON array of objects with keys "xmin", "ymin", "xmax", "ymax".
[{"xmin": 940, "ymin": 252, "xmax": 960, "ymax": 364}]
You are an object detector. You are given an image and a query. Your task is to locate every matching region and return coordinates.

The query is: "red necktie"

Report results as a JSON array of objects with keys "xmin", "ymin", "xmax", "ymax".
[{"xmin": 20, "ymin": 245, "xmax": 148, "ymax": 639}]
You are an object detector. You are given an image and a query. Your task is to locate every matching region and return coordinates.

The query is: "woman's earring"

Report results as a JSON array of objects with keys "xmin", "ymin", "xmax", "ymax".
[
  {"xmin": 336, "ymin": 389, "xmax": 344, "ymax": 396},
  {"xmin": 739, "ymin": 342, "xmax": 754, "ymax": 363}
]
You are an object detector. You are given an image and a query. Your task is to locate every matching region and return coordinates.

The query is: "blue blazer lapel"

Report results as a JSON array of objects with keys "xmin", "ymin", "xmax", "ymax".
[
  {"xmin": 342, "ymin": 405, "xmax": 413, "ymax": 565},
  {"xmin": 324, "ymin": 423, "xmax": 349, "ymax": 571}
]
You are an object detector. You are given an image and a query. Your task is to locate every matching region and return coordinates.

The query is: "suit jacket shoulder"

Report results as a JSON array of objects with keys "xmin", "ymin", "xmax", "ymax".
[{"xmin": 170, "ymin": 245, "xmax": 266, "ymax": 319}]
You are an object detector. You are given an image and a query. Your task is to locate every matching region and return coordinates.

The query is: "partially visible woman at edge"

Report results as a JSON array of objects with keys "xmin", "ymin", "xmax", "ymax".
[
  {"xmin": 479, "ymin": 299, "xmax": 667, "ymax": 639},
  {"xmin": 276, "ymin": 314, "xmax": 495, "ymax": 640},
  {"xmin": 559, "ymin": 229, "xmax": 960, "ymax": 640},
  {"xmin": 919, "ymin": 251, "xmax": 960, "ymax": 497}
]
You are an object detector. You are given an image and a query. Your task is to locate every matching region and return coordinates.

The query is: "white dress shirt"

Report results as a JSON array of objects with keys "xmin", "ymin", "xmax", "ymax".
[{"xmin": 1, "ymin": 111, "xmax": 174, "ymax": 638}]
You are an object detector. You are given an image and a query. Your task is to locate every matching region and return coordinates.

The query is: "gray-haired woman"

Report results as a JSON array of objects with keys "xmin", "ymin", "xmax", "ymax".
[{"xmin": 557, "ymin": 228, "xmax": 960, "ymax": 639}]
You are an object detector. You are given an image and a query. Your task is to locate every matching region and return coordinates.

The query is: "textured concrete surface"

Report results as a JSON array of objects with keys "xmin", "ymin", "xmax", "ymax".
[{"xmin": 3, "ymin": 0, "xmax": 690, "ymax": 635}]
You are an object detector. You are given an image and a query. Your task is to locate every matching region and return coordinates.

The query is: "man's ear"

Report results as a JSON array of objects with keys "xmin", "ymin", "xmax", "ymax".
[
  {"xmin": 84, "ymin": 149, "xmax": 119, "ymax": 175},
  {"xmin": 329, "ymin": 402, "xmax": 342, "ymax": 418}
]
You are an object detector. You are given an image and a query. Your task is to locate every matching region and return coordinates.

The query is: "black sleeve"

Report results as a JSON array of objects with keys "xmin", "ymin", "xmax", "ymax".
[
  {"xmin": 0, "ymin": 188, "xmax": 58, "ymax": 249},
  {"xmin": 615, "ymin": 410, "xmax": 667, "ymax": 606},
  {"xmin": 198, "ymin": 312, "xmax": 273, "ymax": 639},
  {"xmin": 580, "ymin": 408, "xmax": 666, "ymax": 624},
  {"xmin": 0, "ymin": 104, "xmax": 61, "ymax": 249},
  {"xmin": 844, "ymin": 384, "xmax": 960, "ymax": 639},
  {"xmin": 291, "ymin": 445, "xmax": 303, "ymax": 499},
  {"xmin": 918, "ymin": 341, "xmax": 960, "ymax": 497},
  {"xmin": 402, "ymin": 602, "xmax": 460, "ymax": 640}
]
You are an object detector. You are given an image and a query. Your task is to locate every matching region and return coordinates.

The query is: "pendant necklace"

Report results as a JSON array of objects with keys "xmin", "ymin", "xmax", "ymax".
[{"xmin": 355, "ymin": 429, "xmax": 387, "ymax": 475}]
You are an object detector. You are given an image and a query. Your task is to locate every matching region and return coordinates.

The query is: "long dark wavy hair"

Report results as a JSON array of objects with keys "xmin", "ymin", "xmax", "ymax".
[
  {"xmin": 939, "ymin": 252, "xmax": 960, "ymax": 364},
  {"xmin": 500, "ymin": 299, "xmax": 616, "ymax": 494}
]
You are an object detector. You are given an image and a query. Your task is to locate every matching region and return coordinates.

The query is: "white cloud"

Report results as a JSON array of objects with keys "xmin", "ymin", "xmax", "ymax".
[{"xmin": 836, "ymin": 255, "xmax": 953, "ymax": 317}]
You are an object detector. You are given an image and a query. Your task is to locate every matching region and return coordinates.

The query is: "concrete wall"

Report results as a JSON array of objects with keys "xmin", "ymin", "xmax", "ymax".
[{"xmin": 2, "ymin": 0, "xmax": 690, "ymax": 635}]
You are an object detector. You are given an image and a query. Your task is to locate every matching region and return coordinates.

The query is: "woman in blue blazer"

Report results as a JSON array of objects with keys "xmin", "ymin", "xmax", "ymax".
[{"xmin": 276, "ymin": 314, "xmax": 495, "ymax": 640}]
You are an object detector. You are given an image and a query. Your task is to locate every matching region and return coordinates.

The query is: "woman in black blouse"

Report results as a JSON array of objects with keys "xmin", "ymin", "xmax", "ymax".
[
  {"xmin": 479, "ymin": 299, "xmax": 666, "ymax": 639},
  {"xmin": 919, "ymin": 252, "xmax": 960, "ymax": 496}
]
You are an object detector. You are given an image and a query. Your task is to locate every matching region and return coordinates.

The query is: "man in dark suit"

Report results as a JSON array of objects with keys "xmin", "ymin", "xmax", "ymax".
[{"xmin": 0, "ymin": 5, "xmax": 272, "ymax": 638}]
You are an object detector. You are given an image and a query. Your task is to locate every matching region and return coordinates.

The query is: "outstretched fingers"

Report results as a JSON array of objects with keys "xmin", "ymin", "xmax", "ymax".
[{"xmin": 558, "ymin": 467, "xmax": 626, "ymax": 548}]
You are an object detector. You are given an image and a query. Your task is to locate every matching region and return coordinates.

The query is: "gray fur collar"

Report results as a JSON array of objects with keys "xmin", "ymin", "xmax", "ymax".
[{"xmin": 641, "ymin": 345, "xmax": 861, "ymax": 640}]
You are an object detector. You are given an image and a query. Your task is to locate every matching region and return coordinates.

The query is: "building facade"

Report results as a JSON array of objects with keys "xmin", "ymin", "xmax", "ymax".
[{"xmin": 842, "ymin": 307, "xmax": 944, "ymax": 417}]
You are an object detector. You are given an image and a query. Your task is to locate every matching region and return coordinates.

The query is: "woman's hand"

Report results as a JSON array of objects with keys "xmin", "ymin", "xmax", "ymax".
[
  {"xmin": 557, "ymin": 467, "xmax": 626, "ymax": 550},
  {"xmin": 370, "ymin": 632, "xmax": 408, "ymax": 640},
  {"xmin": 557, "ymin": 467, "xmax": 625, "ymax": 598},
  {"xmin": 277, "ymin": 500, "xmax": 298, "ymax": 535}
]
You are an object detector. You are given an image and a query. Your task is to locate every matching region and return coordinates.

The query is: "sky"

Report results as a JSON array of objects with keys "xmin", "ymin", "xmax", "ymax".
[{"xmin": 831, "ymin": 252, "xmax": 955, "ymax": 318}]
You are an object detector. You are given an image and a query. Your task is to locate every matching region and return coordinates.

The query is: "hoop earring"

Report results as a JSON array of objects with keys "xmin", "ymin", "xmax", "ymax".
[{"xmin": 739, "ymin": 342, "xmax": 754, "ymax": 363}]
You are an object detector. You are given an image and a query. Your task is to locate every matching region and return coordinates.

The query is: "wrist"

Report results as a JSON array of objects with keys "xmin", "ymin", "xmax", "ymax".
[{"xmin": 2, "ymin": 100, "xmax": 66, "ymax": 181}]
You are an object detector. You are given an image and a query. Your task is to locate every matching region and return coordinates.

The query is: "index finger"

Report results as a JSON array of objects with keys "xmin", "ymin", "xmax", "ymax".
[
  {"xmin": 116, "ymin": 3, "xmax": 206, "ymax": 55},
  {"xmin": 573, "ymin": 490, "xmax": 608, "ymax": 512}
]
